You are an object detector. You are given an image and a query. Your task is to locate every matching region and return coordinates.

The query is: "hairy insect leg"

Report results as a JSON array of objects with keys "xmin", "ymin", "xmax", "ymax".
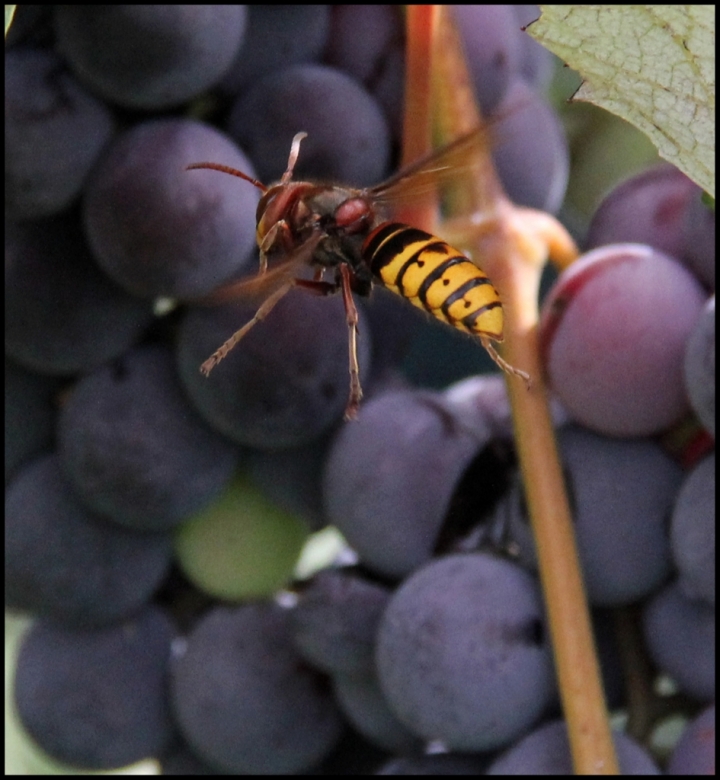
[
  {"xmin": 291, "ymin": 272, "xmax": 363, "ymax": 419},
  {"xmin": 480, "ymin": 337, "xmax": 532, "ymax": 389},
  {"xmin": 339, "ymin": 264, "xmax": 363, "ymax": 420},
  {"xmin": 200, "ymin": 281, "xmax": 295, "ymax": 376}
]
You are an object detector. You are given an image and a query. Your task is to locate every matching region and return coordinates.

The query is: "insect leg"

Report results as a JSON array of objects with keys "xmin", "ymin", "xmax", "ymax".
[
  {"xmin": 278, "ymin": 272, "xmax": 363, "ymax": 419},
  {"xmin": 200, "ymin": 280, "xmax": 295, "ymax": 376},
  {"xmin": 480, "ymin": 337, "xmax": 532, "ymax": 389},
  {"xmin": 339, "ymin": 264, "xmax": 363, "ymax": 420},
  {"xmin": 258, "ymin": 220, "xmax": 295, "ymax": 274}
]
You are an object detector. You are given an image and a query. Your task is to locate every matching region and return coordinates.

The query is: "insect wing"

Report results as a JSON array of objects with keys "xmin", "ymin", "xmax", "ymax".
[
  {"xmin": 195, "ymin": 232, "xmax": 323, "ymax": 307},
  {"xmin": 368, "ymin": 124, "xmax": 501, "ymax": 213}
]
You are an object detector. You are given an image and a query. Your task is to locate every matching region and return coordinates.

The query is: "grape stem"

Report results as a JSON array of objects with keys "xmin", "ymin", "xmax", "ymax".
[{"xmin": 405, "ymin": 6, "xmax": 620, "ymax": 773}]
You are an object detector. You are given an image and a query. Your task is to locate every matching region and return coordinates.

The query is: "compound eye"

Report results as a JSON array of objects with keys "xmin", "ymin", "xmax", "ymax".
[{"xmin": 335, "ymin": 198, "xmax": 371, "ymax": 233}]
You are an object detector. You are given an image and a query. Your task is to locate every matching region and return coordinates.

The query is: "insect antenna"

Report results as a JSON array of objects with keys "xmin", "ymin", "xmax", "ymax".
[
  {"xmin": 281, "ymin": 132, "xmax": 308, "ymax": 184},
  {"xmin": 185, "ymin": 162, "xmax": 268, "ymax": 193}
]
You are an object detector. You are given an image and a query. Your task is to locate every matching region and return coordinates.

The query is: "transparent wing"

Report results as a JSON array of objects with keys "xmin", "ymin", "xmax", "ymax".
[
  {"xmin": 367, "ymin": 123, "xmax": 502, "ymax": 211},
  {"xmin": 194, "ymin": 232, "xmax": 323, "ymax": 307}
]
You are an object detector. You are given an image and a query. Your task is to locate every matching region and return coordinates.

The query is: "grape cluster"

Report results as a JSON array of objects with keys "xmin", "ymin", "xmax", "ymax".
[{"xmin": 5, "ymin": 5, "xmax": 714, "ymax": 774}]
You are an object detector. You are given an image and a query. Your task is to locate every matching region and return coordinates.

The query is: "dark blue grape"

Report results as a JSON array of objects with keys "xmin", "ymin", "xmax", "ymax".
[
  {"xmin": 171, "ymin": 602, "xmax": 343, "ymax": 773},
  {"xmin": 332, "ymin": 672, "xmax": 422, "ymax": 754},
  {"xmin": 667, "ymin": 704, "xmax": 715, "ymax": 775},
  {"xmin": 54, "ymin": 6, "xmax": 246, "ymax": 109},
  {"xmin": 325, "ymin": 6, "xmax": 401, "ymax": 85},
  {"xmin": 219, "ymin": 5, "xmax": 330, "ymax": 95},
  {"xmin": 5, "ymin": 47, "xmax": 116, "ymax": 220},
  {"xmin": 227, "ymin": 63, "xmax": 391, "ymax": 187},
  {"xmin": 486, "ymin": 719, "xmax": 660, "ymax": 774},
  {"xmin": 323, "ymin": 6, "xmax": 405, "ymax": 139},
  {"xmin": 14, "ymin": 607, "xmax": 175, "ymax": 769},
  {"xmin": 376, "ymin": 553, "xmax": 554, "ymax": 751},
  {"xmin": 490, "ymin": 77, "xmax": 569, "ymax": 213},
  {"xmin": 246, "ymin": 429, "xmax": 335, "ymax": 530},
  {"xmin": 5, "ymin": 359, "xmax": 60, "ymax": 483},
  {"xmin": 684, "ymin": 295, "xmax": 715, "ymax": 437},
  {"xmin": 323, "ymin": 388, "xmax": 486, "ymax": 578},
  {"xmin": 681, "ymin": 188, "xmax": 715, "ymax": 290},
  {"xmin": 58, "ymin": 345, "xmax": 240, "ymax": 532},
  {"xmin": 5, "ymin": 213, "xmax": 154, "ymax": 375},
  {"xmin": 452, "ymin": 5, "xmax": 522, "ymax": 114},
  {"xmin": 6, "ymin": 454, "xmax": 172, "ymax": 627},
  {"xmin": 642, "ymin": 580, "xmax": 715, "ymax": 701},
  {"xmin": 502, "ymin": 424, "xmax": 680, "ymax": 606},
  {"xmin": 377, "ymin": 753, "xmax": 492, "ymax": 775},
  {"xmin": 83, "ymin": 118, "xmax": 259, "ymax": 299},
  {"xmin": 177, "ymin": 289, "xmax": 371, "ymax": 449},
  {"xmin": 291, "ymin": 568, "xmax": 391, "ymax": 677},
  {"xmin": 512, "ymin": 6, "xmax": 557, "ymax": 91},
  {"xmin": 670, "ymin": 453, "xmax": 715, "ymax": 606}
]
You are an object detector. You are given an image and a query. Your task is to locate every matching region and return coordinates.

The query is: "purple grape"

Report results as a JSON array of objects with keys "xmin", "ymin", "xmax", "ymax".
[
  {"xmin": 5, "ymin": 359, "xmax": 60, "ymax": 483},
  {"xmin": 586, "ymin": 164, "xmax": 715, "ymax": 290},
  {"xmin": 377, "ymin": 753, "xmax": 492, "ymax": 775},
  {"xmin": 332, "ymin": 672, "xmax": 423, "ymax": 754},
  {"xmin": 502, "ymin": 424, "xmax": 680, "ymax": 606},
  {"xmin": 681, "ymin": 189, "xmax": 715, "ymax": 290},
  {"xmin": 246, "ymin": 431, "xmax": 334, "ymax": 530},
  {"xmin": 171, "ymin": 602, "xmax": 343, "ymax": 773},
  {"xmin": 323, "ymin": 6, "xmax": 405, "ymax": 139},
  {"xmin": 539, "ymin": 243, "xmax": 707, "ymax": 436},
  {"xmin": 684, "ymin": 295, "xmax": 715, "ymax": 436},
  {"xmin": 376, "ymin": 553, "xmax": 554, "ymax": 751},
  {"xmin": 5, "ymin": 454, "xmax": 172, "ymax": 627},
  {"xmin": 218, "ymin": 5, "xmax": 330, "ymax": 95},
  {"xmin": 54, "ymin": 6, "xmax": 246, "ymax": 109},
  {"xmin": 177, "ymin": 289, "xmax": 371, "ymax": 449},
  {"xmin": 227, "ymin": 63, "xmax": 391, "ymax": 187},
  {"xmin": 323, "ymin": 388, "xmax": 486, "ymax": 578},
  {"xmin": 5, "ymin": 213, "xmax": 155, "ymax": 375},
  {"xmin": 290, "ymin": 568, "xmax": 391, "ymax": 677},
  {"xmin": 486, "ymin": 718, "xmax": 660, "ymax": 774},
  {"xmin": 5, "ymin": 47, "xmax": 116, "ymax": 220},
  {"xmin": 512, "ymin": 5, "xmax": 556, "ymax": 91},
  {"xmin": 667, "ymin": 703, "xmax": 715, "ymax": 775},
  {"xmin": 57, "ymin": 345, "xmax": 240, "ymax": 532},
  {"xmin": 13, "ymin": 607, "xmax": 175, "ymax": 769},
  {"xmin": 83, "ymin": 118, "xmax": 259, "ymax": 299},
  {"xmin": 490, "ymin": 77, "xmax": 570, "ymax": 213},
  {"xmin": 670, "ymin": 453, "xmax": 715, "ymax": 605},
  {"xmin": 452, "ymin": 5, "xmax": 522, "ymax": 114},
  {"xmin": 325, "ymin": 6, "xmax": 402, "ymax": 86},
  {"xmin": 642, "ymin": 580, "xmax": 715, "ymax": 701}
]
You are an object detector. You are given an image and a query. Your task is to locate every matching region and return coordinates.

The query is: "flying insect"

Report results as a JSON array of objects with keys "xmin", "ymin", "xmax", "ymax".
[{"xmin": 188, "ymin": 129, "xmax": 530, "ymax": 420}]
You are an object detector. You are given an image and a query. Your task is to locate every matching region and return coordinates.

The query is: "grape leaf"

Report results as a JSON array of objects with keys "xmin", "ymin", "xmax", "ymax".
[
  {"xmin": 5, "ymin": 5, "xmax": 17, "ymax": 37},
  {"xmin": 529, "ymin": 6, "xmax": 715, "ymax": 197}
]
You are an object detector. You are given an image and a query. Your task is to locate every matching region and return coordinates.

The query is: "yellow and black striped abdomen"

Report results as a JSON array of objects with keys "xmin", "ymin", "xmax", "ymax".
[{"xmin": 363, "ymin": 222, "xmax": 504, "ymax": 340}]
